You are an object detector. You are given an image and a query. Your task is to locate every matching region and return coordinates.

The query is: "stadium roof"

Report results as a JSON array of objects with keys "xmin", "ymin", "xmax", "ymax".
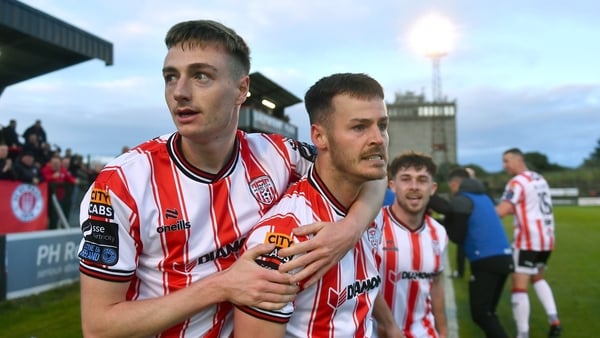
[
  {"xmin": 0, "ymin": 0, "xmax": 113, "ymax": 95},
  {"xmin": 249, "ymin": 72, "xmax": 301, "ymax": 109}
]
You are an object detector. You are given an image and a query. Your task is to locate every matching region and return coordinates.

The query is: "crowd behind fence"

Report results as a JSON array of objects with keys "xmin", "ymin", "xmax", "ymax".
[{"xmin": 1, "ymin": 118, "xmax": 107, "ymax": 232}]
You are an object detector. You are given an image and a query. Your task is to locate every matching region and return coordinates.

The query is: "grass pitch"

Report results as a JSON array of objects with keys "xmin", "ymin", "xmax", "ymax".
[{"xmin": 449, "ymin": 205, "xmax": 600, "ymax": 338}]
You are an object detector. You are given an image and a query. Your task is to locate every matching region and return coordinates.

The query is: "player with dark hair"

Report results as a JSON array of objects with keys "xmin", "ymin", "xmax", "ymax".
[
  {"xmin": 375, "ymin": 151, "xmax": 448, "ymax": 338},
  {"xmin": 77, "ymin": 20, "xmax": 385, "ymax": 337},
  {"xmin": 234, "ymin": 73, "xmax": 399, "ymax": 337}
]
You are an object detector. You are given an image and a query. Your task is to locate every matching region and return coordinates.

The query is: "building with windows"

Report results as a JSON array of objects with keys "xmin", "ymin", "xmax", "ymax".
[{"xmin": 387, "ymin": 91, "xmax": 457, "ymax": 166}]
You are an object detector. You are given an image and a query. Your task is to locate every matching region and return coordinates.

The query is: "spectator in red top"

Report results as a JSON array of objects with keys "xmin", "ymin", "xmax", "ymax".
[{"xmin": 42, "ymin": 155, "xmax": 77, "ymax": 229}]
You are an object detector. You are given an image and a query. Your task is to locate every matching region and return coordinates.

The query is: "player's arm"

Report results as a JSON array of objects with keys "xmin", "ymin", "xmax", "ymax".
[
  {"xmin": 372, "ymin": 293, "xmax": 405, "ymax": 338},
  {"xmin": 431, "ymin": 273, "xmax": 448, "ymax": 338},
  {"xmin": 80, "ymin": 244, "xmax": 297, "ymax": 338},
  {"xmin": 278, "ymin": 178, "xmax": 386, "ymax": 286},
  {"xmin": 496, "ymin": 200, "xmax": 514, "ymax": 218},
  {"xmin": 233, "ymin": 307, "xmax": 286, "ymax": 338}
]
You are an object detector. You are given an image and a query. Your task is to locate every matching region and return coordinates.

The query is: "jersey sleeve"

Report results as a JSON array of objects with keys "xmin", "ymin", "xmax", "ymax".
[
  {"xmin": 236, "ymin": 211, "xmax": 306, "ymax": 323},
  {"xmin": 501, "ymin": 178, "xmax": 523, "ymax": 205},
  {"xmin": 282, "ymin": 137, "xmax": 316, "ymax": 180},
  {"xmin": 77, "ymin": 168, "xmax": 139, "ymax": 282}
]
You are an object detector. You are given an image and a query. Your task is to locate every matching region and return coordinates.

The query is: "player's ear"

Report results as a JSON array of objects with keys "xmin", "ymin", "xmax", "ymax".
[
  {"xmin": 311, "ymin": 124, "xmax": 327, "ymax": 150},
  {"xmin": 431, "ymin": 181, "xmax": 438, "ymax": 195},
  {"xmin": 235, "ymin": 75, "xmax": 250, "ymax": 104}
]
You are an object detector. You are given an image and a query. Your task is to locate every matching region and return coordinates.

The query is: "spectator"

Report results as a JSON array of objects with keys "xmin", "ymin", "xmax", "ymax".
[
  {"xmin": 0, "ymin": 144, "xmax": 16, "ymax": 180},
  {"xmin": 41, "ymin": 155, "xmax": 77, "ymax": 229},
  {"xmin": 68, "ymin": 154, "xmax": 92, "ymax": 202},
  {"xmin": 64, "ymin": 147, "xmax": 73, "ymax": 159},
  {"xmin": 22, "ymin": 119, "xmax": 47, "ymax": 146},
  {"xmin": 39, "ymin": 142, "xmax": 57, "ymax": 167},
  {"xmin": 85, "ymin": 161, "xmax": 104, "ymax": 186},
  {"xmin": 13, "ymin": 150, "xmax": 43, "ymax": 184},
  {"xmin": 2, "ymin": 119, "xmax": 22, "ymax": 159},
  {"xmin": 22, "ymin": 133, "xmax": 45, "ymax": 166}
]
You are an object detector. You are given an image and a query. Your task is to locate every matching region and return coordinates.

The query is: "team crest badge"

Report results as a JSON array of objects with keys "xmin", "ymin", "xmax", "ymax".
[
  {"xmin": 11, "ymin": 184, "xmax": 44, "ymax": 222},
  {"xmin": 367, "ymin": 225, "xmax": 380, "ymax": 248},
  {"xmin": 249, "ymin": 176, "xmax": 277, "ymax": 205},
  {"xmin": 432, "ymin": 239, "xmax": 441, "ymax": 256}
]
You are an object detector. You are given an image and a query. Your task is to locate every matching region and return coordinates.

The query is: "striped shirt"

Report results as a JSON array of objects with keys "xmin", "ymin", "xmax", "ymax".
[
  {"xmin": 376, "ymin": 207, "xmax": 448, "ymax": 338},
  {"xmin": 77, "ymin": 130, "xmax": 314, "ymax": 338},
  {"xmin": 501, "ymin": 170, "xmax": 555, "ymax": 251},
  {"xmin": 238, "ymin": 166, "xmax": 383, "ymax": 337}
]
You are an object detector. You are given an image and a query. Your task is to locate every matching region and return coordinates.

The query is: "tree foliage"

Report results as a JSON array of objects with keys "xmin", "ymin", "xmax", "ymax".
[
  {"xmin": 582, "ymin": 138, "xmax": 600, "ymax": 168},
  {"xmin": 523, "ymin": 151, "xmax": 566, "ymax": 171}
]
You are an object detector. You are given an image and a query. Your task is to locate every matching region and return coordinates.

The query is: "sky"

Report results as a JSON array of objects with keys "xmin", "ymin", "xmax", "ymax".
[{"xmin": 1, "ymin": 0, "xmax": 599, "ymax": 172}]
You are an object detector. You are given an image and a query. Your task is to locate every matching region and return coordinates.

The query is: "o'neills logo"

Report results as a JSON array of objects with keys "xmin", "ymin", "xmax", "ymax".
[
  {"xmin": 11, "ymin": 184, "xmax": 44, "ymax": 222},
  {"xmin": 249, "ymin": 176, "xmax": 277, "ymax": 205}
]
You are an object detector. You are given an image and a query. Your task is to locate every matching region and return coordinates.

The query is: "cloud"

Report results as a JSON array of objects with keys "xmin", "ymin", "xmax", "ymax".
[
  {"xmin": 5, "ymin": 0, "xmax": 599, "ymax": 174},
  {"xmin": 456, "ymin": 83, "xmax": 600, "ymax": 170}
]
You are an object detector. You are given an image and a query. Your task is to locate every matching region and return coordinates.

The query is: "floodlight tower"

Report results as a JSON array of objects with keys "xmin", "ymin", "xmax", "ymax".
[
  {"xmin": 410, "ymin": 14, "xmax": 455, "ymax": 164},
  {"xmin": 430, "ymin": 52, "xmax": 445, "ymax": 103}
]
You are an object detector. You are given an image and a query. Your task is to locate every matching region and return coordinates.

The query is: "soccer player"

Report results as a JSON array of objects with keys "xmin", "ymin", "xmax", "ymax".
[
  {"xmin": 496, "ymin": 148, "xmax": 562, "ymax": 338},
  {"xmin": 77, "ymin": 20, "xmax": 385, "ymax": 337},
  {"xmin": 375, "ymin": 151, "xmax": 448, "ymax": 338},
  {"xmin": 233, "ymin": 73, "xmax": 400, "ymax": 337}
]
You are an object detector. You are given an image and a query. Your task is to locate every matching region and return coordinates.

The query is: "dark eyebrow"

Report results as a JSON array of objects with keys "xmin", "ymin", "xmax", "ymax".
[
  {"xmin": 349, "ymin": 116, "xmax": 389, "ymax": 124},
  {"xmin": 162, "ymin": 62, "xmax": 218, "ymax": 74}
]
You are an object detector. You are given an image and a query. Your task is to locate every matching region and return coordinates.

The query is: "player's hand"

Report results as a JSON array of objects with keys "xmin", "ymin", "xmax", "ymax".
[
  {"xmin": 277, "ymin": 220, "xmax": 361, "ymax": 287},
  {"xmin": 222, "ymin": 243, "xmax": 298, "ymax": 310}
]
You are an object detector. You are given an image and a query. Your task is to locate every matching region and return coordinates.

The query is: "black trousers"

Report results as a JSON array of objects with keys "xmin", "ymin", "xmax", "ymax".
[
  {"xmin": 468, "ymin": 255, "xmax": 513, "ymax": 338},
  {"xmin": 456, "ymin": 244, "xmax": 466, "ymax": 276}
]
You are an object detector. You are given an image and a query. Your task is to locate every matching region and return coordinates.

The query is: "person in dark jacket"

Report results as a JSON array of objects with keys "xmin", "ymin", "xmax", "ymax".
[
  {"xmin": 22, "ymin": 119, "xmax": 47, "ymax": 146},
  {"xmin": 2, "ymin": 119, "xmax": 23, "ymax": 159},
  {"xmin": 0, "ymin": 144, "xmax": 16, "ymax": 180},
  {"xmin": 436, "ymin": 168, "xmax": 513, "ymax": 338},
  {"xmin": 13, "ymin": 150, "xmax": 43, "ymax": 184}
]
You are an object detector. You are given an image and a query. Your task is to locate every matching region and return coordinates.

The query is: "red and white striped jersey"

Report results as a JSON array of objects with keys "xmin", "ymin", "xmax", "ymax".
[
  {"xmin": 501, "ymin": 170, "xmax": 555, "ymax": 251},
  {"xmin": 237, "ymin": 167, "xmax": 383, "ymax": 338},
  {"xmin": 77, "ymin": 131, "xmax": 314, "ymax": 338},
  {"xmin": 376, "ymin": 207, "xmax": 448, "ymax": 338}
]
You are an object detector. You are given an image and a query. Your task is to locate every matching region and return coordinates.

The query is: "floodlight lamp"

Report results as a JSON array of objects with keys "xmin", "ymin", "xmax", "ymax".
[
  {"xmin": 261, "ymin": 99, "xmax": 276, "ymax": 109},
  {"xmin": 410, "ymin": 13, "xmax": 456, "ymax": 58}
]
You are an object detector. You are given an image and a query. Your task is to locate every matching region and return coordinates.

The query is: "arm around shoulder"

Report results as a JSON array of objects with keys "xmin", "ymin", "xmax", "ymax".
[{"xmin": 278, "ymin": 178, "xmax": 386, "ymax": 286}]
